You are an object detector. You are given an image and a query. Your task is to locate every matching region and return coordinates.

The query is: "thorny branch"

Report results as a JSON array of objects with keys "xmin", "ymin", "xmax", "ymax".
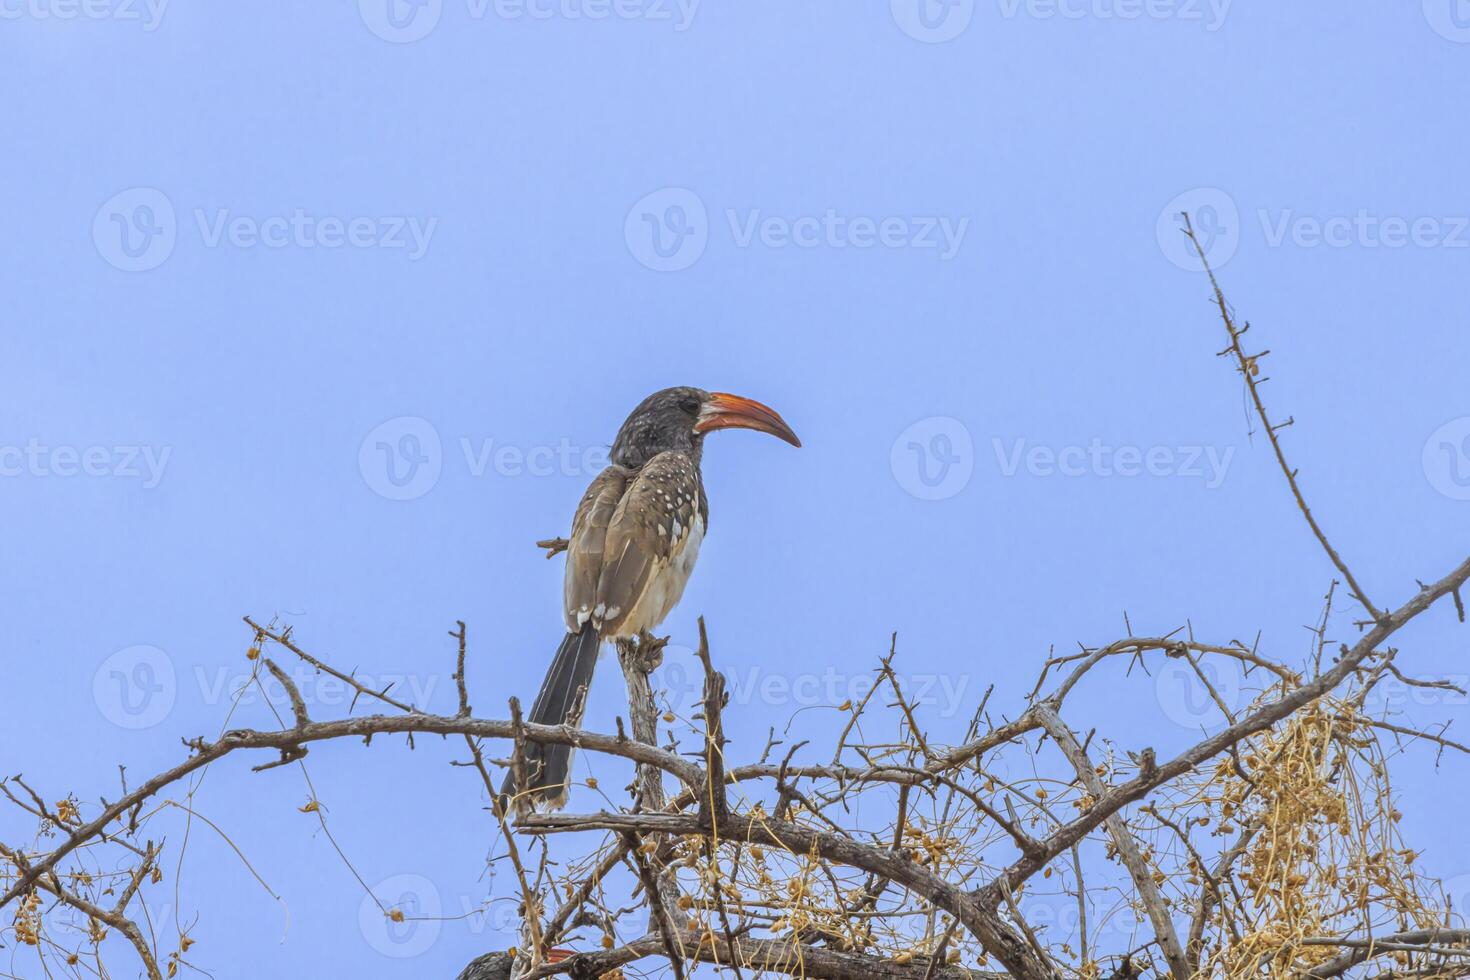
[{"xmin": 5, "ymin": 235, "xmax": 1470, "ymax": 979}]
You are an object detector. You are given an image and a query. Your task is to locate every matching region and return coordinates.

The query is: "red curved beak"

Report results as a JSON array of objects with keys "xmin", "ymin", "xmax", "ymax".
[{"xmin": 695, "ymin": 392, "xmax": 801, "ymax": 447}]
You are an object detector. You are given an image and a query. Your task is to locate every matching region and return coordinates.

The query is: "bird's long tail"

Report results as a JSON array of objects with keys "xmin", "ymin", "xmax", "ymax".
[{"xmin": 498, "ymin": 623, "xmax": 600, "ymax": 813}]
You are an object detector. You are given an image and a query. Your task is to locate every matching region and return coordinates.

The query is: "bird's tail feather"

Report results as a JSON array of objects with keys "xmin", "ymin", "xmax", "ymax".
[{"xmin": 499, "ymin": 623, "xmax": 600, "ymax": 813}]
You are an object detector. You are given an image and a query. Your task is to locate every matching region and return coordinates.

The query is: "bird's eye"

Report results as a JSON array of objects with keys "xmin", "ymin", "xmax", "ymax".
[{"xmin": 680, "ymin": 397, "xmax": 701, "ymax": 414}]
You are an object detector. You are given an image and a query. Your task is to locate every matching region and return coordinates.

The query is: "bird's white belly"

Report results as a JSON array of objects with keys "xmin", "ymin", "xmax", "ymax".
[{"xmin": 615, "ymin": 515, "xmax": 703, "ymax": 637}]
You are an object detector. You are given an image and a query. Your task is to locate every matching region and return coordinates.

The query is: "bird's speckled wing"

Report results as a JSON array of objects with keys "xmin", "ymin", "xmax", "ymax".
[
  {"xmin": 593, "ymin": 450, "xmax": 706, "ymax": 638},
  {"xmin": 563, "ymin": 465, "xmax": 634, "ymax": 632}
]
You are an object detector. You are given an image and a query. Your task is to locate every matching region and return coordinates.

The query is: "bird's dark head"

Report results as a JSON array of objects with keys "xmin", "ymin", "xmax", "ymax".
[{"xmin": 609, "ymin": 386, "xmax": 800, "ymax": 468}]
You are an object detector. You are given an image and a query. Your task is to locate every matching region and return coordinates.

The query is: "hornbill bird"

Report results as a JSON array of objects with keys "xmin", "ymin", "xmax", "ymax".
[{"xmin": 499, "ymin": 387, "xmax": 800, "ymax": 813}]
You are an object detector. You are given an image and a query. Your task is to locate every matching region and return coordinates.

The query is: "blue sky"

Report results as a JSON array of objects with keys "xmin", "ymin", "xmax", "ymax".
[{"xmin": 4, "ymin": 2, "xmax": 1470, "ymax": 976}]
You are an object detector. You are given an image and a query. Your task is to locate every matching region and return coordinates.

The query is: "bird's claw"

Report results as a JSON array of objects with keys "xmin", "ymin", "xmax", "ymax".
[
  {"xmin": 618, "ymin": 631, "xmax": 669, "ymax": 672},
  {"xmin": 637, "ymin": 631, "xmax": 670, "ymax": 669}
]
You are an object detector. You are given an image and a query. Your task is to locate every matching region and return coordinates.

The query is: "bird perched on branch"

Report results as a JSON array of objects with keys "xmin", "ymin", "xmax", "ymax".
[{"xmin": 500, "ymin": 387, "xmax": 800, "ymax": 813}]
